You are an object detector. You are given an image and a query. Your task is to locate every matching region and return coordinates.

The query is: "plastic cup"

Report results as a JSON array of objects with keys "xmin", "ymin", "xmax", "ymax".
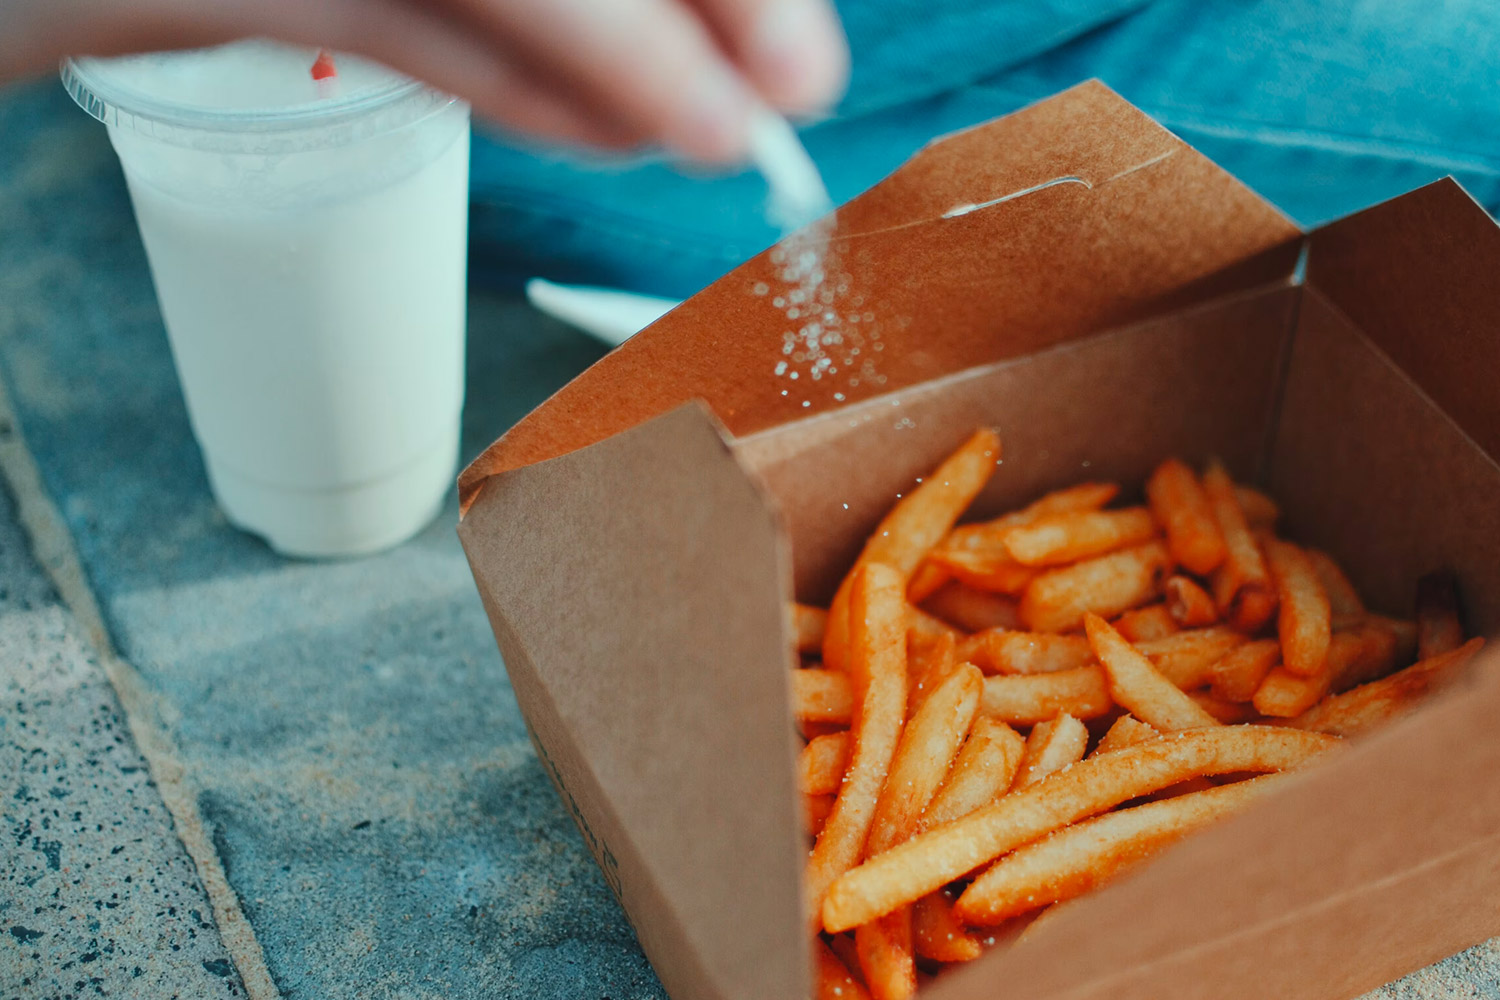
[{"xmin": 62, "ymin": 41, "xmax": 470, "ymax": 558}]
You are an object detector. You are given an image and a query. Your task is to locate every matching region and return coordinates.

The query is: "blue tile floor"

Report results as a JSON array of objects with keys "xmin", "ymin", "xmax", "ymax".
[{"xmin": 0, "ymin": 77, "xmax": 1497, "ymax": 1000}]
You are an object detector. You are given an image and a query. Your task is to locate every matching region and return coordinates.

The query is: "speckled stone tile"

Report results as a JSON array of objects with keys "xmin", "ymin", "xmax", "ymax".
[
  {"xmin": 0, "ymin": 483, "xmax": 244, "ymax": 999},
  {"xmin": 1, "ymin": 70, "xmax": 1499, "ymax": 1000}
]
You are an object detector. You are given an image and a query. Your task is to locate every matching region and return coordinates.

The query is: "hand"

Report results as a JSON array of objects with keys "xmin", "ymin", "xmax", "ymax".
[{"xmin": 4, "ymin": 0, "xmax": 849, "ymax": 161}]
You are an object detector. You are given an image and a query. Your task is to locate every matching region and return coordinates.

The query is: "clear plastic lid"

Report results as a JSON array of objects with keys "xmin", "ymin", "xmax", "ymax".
[{"xmin": 61, "ymin": 39, "xmax": 457, "ymax": 152}]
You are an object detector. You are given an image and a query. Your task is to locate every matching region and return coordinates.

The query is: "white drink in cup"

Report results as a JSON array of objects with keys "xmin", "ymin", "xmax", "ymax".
[{"xmin": 62, "ymin": 40, "xmax": 469, "ymax": 557}]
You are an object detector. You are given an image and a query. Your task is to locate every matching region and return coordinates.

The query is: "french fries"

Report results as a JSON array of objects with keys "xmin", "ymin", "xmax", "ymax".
[
  {"xmin": 1304, "ymin": 549, "xmax": 1364, "ymax": 618},
  {"xmin": 816, "ymin": 939, "xmax": 872, "ymax": 1000},
  {"xmin": 1165, "ymin": 574, "xmax": 1218, "ymax": 627},
  {"xmin": 1019, "ymin": 541, "xmax": 1171, "ymax": 633},
  {"xmin": 1201, "ymin": 460, "xmax": 1276, "ymax": 631},
  {"xmin": 1134, "ymin": 627, "xmax": 1247, "ymax": 690},
  {"xmin": 1233, "ymin": 485, "xmax": 1279, "ymax": 529},
  {"xmin": 979, "ymin": 668, "xmax": 1114, "ymax": 725},
  {"xmin": 1263, "ymin": 536, "xmax": 1332, "ymax": 678},
  {"xmin": 1146, "ymin": 458, "xmax": 1226, "ymax": 575},
  {"xmin": 1253, "ymin": 620, "xmax": 1401, "ymax": 718},
  {"xmin": 923, "ymin": 718, "xmax": 1026, "ymax": 829},
  {"xmin": 793, "ymin": 668, "xmax": 854, "ymax": 725},
  {"xmin": 785, "ymin": 438, "xmax": 1480, "ymax": 995},
  {"xmin": 1001, "ymin": 507, "xmax": 1157, "ymax": 567},
  {"xmin": 800, "ymin": 732, "xmax": 852, "ymax": 795},
  {"xmin": 806, "ymin": 564, "xmax": 909, "ymax": 928},
  {"xmin": 823, "ymin": 430, "xmax": 1001, "ymax": 671},
  {"xmin": 1085, "ymin": 614, "xmax": 1220, "ymax": 731},
  {"xmin": 913, "ymin": 889, "xmax": 984, "ymax": 962},
  {"xmin": 956, "ymin": 775, "xmax": 1288, "ymax": 924},
  {"xmin": 1113, "ymin": 604, "xmax": 1179, "ymax": 642},
  {"xmin": 1207, "ymin": 638, "xmax": 1282, "ymax": 703},
  {"xmin": 1287, "ymin": 638, "xmax": 1484, "ymax": 737},
  {"xmin": 957, "ymin": 630, "xmax": 1094, "ymax": 675},
  {"xmin": 919, "ymin": 581, "xmax": 1021, "ymax": 633},
  {"xmin": 821, "ymin": 727, "xmax": 1339, "ymax": 933},
  {"xmin": 907, "ymin": 631, "xmax": 957, "ymax": 716},
  {"xmin": 1010, "ymin": 712, "xmax": 1088, "ymax": 790},
  {"xmin": 796, "ymin": 603, "xmax": 830, "ymax": 654},
  {"xmin": 859, "ymin": 660, "xmax": 981, "ymax": 998},
  {"xmin": 1093, "ymin": 714, "xmax": 1159, "ymax": 755}
]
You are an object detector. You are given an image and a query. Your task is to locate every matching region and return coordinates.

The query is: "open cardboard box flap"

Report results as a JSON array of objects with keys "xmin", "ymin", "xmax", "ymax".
[
  {"xmin": 458, "ymin": 81, "xmax": 1500, "ymax": 1000},
  {"xmin": 457, "ymin": 81, "xmax": 1302, "ymax": 510}
]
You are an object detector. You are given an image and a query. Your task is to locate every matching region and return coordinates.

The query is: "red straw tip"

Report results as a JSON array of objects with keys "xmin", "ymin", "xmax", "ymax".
[{"xmin": 311, "ymin": 49, "xmax": 338, "ymax": 82}]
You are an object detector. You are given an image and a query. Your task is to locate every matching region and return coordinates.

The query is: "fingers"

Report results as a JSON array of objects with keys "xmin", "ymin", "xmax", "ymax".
[
  {"xmin": 154, "ymin": 0, "xmax": 644, "ymax": 150},
  {"xmin": 443, "ymin": 0, "xmax": 764, "ymax": 162},
  {"xmin": 690, "ymin": 0, "xmax": 848, "ymax": 113}
]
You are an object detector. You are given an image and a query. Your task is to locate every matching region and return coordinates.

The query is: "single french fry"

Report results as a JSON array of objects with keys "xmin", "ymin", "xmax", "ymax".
[
  {"xmin": 1416, "ymin": 571, "xmax": 1465, "ymax": 660},
  {"xmin": 1165, "ymin": 575, "xmax": 1218, "ymax": 627},
  {"xmin": 800, "ymin": 732, "xmax": 853, "ymax": 796},
  {"xmin": 806, "ymin": 564, "xmax": 909, "ymax": 929},
  {"xmin": 805, "ymin": 794, "xmax": 836, "ymax": 836},
  {"xmin": 906, "ymin": 562, "xmax": 952, "ymax": 604},
  {"xmin": 860, "ymin": 663, "xmax": 979, "ymax": 1000},
  {"xmin": 856, "ymin": 909, "xmax": 916, "ymax": 1000},
  {"xmin": 793, "ymin": 669, "xmax": 854, "ymax": 725},
  {"xmin": 816, "ymin": 938, "xmax": 872, "ymax": 1000},
  {"xmin": 980, "ymin": 668, "xmax": 1114, "ymax": 725},
  {"xmin": 1288, "ymin": 638, "xmax": 1485, "ymax": 737},
  {"xmin": 824, "ymin": 430, "xmax": 1002, "ymax": 671},
  {"xmin": 1019, "ymin": 541, "xmax": 1171, "ymax": 633},
  {"xmin": 923, "ymin": 718, "xmax": 1026, "ymax": 830},
  {"xmin": 796, "ymin": 603, "xmax": 830, "ymax": 655},
  {"xmin": 1188, "ymin": 690, "xmax": 1261, "ymax": 724},
  {"xmin": 908, "ymin": 604, "xmax": 962, "ymax": 642},
  {"xmin": 827, "ymin": 934, "xmax": 865, "ymax": 987},
  {"xmin": 957, "ymin": 774, "xmax": 1288, "ymax": 924},
  {"xmin": 1253, "ymin": 621, "xmax": 1400, "ymax": 717},
  {"xmin": 926, "ymin": 547, "xmax": 1036, "ymax": 595},
  {"xmin": 820, "ymin": 726, "xmax": 1339, "ymax": 932},
  {"xmin": 1112, "ymin": 604, "xmax": 1179, "ymax": 643},
  {"xmin": 1093, "ymin": 714, "xmax": 1160, "ymax": 756},
  {"xmin": 912, "ymin": 888, "xmax": 984, "ymax": 962},
  {"xmin": 906, "ymin": 631, "xmax": 956, "ymax": 716},
  {"xmin": 1263, "ymin": 536, "xmax": 1332, "ymax": 678},
  {"xmin": 920, "ymin": 581, "xmax": 1022, "ymax": 633},
  {"xmin": 1201, "ymin": 461, "xmax": 1276, "ymax": 631},
  {"xmin": 1234, "ymin": 485, "xmax": 1279, "ymax": 529},
  {"xmin": 1304, "ymin": 549, "xmax": 1364, "ymax": 618},
  {"xmin": 1086, "ymin": 614, "xmax": 1220, "ymax": 731},
  {"xmin": 1001, "ymin": 507, "xmax": 1158, "ymax": 568},
  {"xmin": 957, "ymin": 630, "xmax": 1094, "ymax": 675},
  {"xmin": 1016, "ymin": 481, "xmax": 1122, "ymax": 519},
  {"xmin": 868, "ymin": 663, "xmax": 983, "ymax": 857},
  {"xmin": 856, "ymin": 663, "xmax": 982, "ymax": 998},
  {"xmin": 1011, "ymin": 712, "xmax": 1089, "ymax": 790},
  {"xmin": 1134, "ymin": 627, "xmax": 1247, "ymax": 690},
  {"xmin": 1146, "ymin": 459, "xmax": 1227, "ymax": 575},
  {"xmin": 1207, "ymin": 638, "xmax": 1282, "ymax": 703}
]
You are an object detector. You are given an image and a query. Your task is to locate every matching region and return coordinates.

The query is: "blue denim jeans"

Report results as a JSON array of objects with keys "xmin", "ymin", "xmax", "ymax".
[{"xmin": 469, "ymin": 0, "xmax": 1500, "ymax": 298}]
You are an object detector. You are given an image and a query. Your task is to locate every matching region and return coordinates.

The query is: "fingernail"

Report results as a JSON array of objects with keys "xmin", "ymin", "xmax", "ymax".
[
  {"xmin": 671, "ymin": 64, "xmax": 756, "ymax": 164},
  {"xmin": 750, "ymin": 0, "xmax": 850, "ymax": 113}
]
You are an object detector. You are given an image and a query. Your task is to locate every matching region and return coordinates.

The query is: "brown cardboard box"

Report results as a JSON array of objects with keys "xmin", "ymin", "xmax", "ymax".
[{"xmin": 456, "ymin": 81, "xmax": 1500, "ymax": 1000}]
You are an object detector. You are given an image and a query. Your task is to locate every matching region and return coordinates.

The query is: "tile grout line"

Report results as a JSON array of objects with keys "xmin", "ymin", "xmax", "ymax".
[{"xmin": 0, "ymin": 375, "xmax": 282, "ymax": 1000}]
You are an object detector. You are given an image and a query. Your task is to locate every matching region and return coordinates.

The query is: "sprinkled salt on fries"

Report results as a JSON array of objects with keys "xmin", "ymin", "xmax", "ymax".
[{"xmin": 790, "ymin": 438, "xmax": 1484, "ymax": 993}]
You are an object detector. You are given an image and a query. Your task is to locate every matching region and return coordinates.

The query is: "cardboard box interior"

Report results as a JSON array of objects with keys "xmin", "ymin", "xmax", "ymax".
[{"xmin": 458, "ymin": 83, "xmax": 1500, "ymax": 1000}]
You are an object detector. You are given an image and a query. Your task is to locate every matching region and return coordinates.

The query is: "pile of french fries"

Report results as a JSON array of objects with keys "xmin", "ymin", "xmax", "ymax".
[{"xmin": 789, "ymin": 429, "xmax": 1484, "ymax": 1000}]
